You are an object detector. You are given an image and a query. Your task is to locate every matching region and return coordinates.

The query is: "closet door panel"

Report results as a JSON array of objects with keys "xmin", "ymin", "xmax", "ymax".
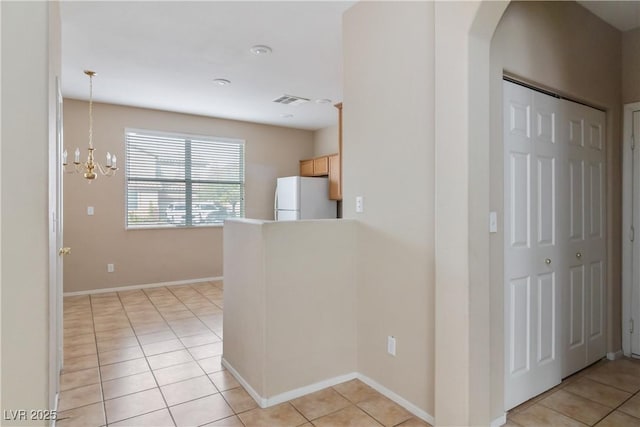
[
  {"xmin": 564, "ymin": 104, "xmax": 588, "ymax": 376},
  {"xmin": 585, "ymin": 107, "xmax": 607, "ymax": 365},
  {"xmin": 504, "ymin": 81, "xmax": 562, "ymax": 410}
]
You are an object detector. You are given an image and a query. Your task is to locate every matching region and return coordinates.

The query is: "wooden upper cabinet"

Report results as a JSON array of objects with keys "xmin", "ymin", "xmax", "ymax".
[
  {"xmin": 300, "ymin": 159, "xmax": 314, "ymax": 176},
  {"xmin": 328, "ymin": 154, "xmax": 341, "ymax": 200},
  {"xmin": 300, "ymin": 155, "xmax": 330, "ymax": 177},
  {"xmin": 313, "ymin": 157, "xmax": 329, "ymax": 176}
]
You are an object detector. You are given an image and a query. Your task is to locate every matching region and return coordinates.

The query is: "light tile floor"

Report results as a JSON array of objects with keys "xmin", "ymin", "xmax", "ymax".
[
  {"xmin": 507, "ymin": 357, "xmax": 640, "ymax": 426},
  {"xmin": 58, "ymin": 281, "xmax": 431, "ymax": 427}
]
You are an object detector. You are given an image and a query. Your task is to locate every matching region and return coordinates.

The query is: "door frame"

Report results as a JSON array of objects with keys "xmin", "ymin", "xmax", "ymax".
[
  {"xmin": 622, "ymin": 102, "xmax": 640, "ymax": 357},
  {"xmin": 48, "ymin": 76, "xmax": 63, "ymax": 413}
]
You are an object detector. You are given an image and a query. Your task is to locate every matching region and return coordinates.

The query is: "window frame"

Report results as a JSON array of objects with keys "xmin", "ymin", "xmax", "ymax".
[{"xmin": 124, "ymin": 128, "xmax": 245, "ymax": 230}]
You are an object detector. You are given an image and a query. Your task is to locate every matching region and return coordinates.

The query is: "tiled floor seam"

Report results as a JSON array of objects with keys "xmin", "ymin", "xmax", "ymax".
[
  {"xmin": 509, "ymin": 368, "xmax": 640, "ymax": 426},
  {"xmin": 106, "ymin": 407, "xmax": 168, "ymax": 427},
  {"xmin": 89, "ymin": 294, "xmax": 109, "ymax": 426},
  {"xmin": 584, "ymin": 374, "xmax": 640, "ymax": 395},
  {"xmin": 189, "ymin": 283, "xmax": 224, "ymax": 310},
  {"xmin": 551, "ymin": 386, "xmax": 624, "ymax": 426},
  {"xmin": 115, "ymin": 290, "xmax": 179, "ymax": 427}
]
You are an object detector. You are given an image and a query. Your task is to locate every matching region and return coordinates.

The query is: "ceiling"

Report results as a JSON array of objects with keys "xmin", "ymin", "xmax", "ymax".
[
  {"xmin": 60, "ymin": 1, "xmax": 354, "ymax": 131},
  {"xmin": 61, "ymin": 1, "xmax": 638, "ymax": 132},
  {"xmin": 577, "ymin": 1, "xmax": 640, "ymax": 31}
]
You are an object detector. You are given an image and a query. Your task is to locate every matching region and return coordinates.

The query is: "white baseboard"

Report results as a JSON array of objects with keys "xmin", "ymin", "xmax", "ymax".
[
  {"xmin": 356, "ymin": 373, "xmax": 435, "ymax": 425},
  {"xmin": 222, "ymin": 358, "xmax": 358, "ymax": 408},
  {"xmin": 221, "ymin": 358, "xmax": 268, "ymax": 407},
  {"xmin": 63, "ymin": 276, "xmax": 223, "ymax": 296},
  {"xmin": 221, "ymin": 358, "xmax": 434, "ymax": 425},
  {"xmin": 490, "ymin": 413, "xmax": 507, "ymax": 427},
  {"xmin": 607, "ymin": 350, "xmax": 624, "ymax": 361},
  {"xmin": 265, "ymin": 372, "xmax": 359, "ymax": 408}
]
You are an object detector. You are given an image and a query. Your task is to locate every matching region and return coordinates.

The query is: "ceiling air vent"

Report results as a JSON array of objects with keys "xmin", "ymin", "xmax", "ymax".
[{"xmin": 272, "ymin": 94, "xmax": 310, "ymax": 106}]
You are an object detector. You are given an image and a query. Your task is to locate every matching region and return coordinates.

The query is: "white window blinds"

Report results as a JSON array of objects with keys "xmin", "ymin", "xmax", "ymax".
[{"xmin": 125, "ymin": 129, "xmax": 245, "ymax": 229}]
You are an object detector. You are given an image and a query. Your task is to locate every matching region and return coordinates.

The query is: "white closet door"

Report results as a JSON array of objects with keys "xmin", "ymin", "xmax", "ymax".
[
  {"xmin": 583, "ymin": 104, "xmax": 606, "ymax": 365},
  {"xmin": 564, "ymin": 103, "xmax": 588, "ymax": 376},
  {"xmin": 504, "ymin": 81, "xmax": 562, "ymax": 410},
  {"xmin": 563, "ymin": 100, "xmax": 606, "ymax": 376}
]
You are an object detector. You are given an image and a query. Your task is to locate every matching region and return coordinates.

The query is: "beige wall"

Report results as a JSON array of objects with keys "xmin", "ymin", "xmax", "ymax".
[
  {"xmin": 63, "ymin": 100, "xmax": 313, "ymax": 293},
  {"xmin": 623, "ymin": 27, "xmax": 640, "ymax": 104},
  {"xmin": 490, "ymin": 1, "xmax": 623, "ymax": 384},
  {"xmin": 343, "ymin": 1, "xmax": 434, "ymax": 417},
  {"xmin": 434, "ymin": 2, "xmax": 499, "ymax": 423},
  {"xmin": 223, "ymin": 219, "xmax": 357, "ymax": 400},
  {"xmin": 312, "ymin": 124, "xmax": 339, "ymax": 157},
  {"xmin": 263, "ymin": 220, "xmax": 357, "ymax": 396},
  {"xmin": 1, "ymin": 1, "xmax": 54, "ymax": 423}
]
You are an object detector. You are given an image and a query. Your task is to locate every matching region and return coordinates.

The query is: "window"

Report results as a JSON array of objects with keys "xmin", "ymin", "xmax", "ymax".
[{"xmin": 125, "ymin": 129, "xmax": 245, "ymax": 229}]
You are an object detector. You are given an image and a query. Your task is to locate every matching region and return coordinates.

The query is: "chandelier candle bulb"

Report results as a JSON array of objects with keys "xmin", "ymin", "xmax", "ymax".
[
  {"xmin": 106, "ymin": 152, "xmax": 112, "ymax": 167},
  {"xmin": 74, "ymin": 148, "xmax": 80, "ymax": 164},
  {"xmin": 63, "ymin": 150, "xmax": 68, "ymax": 165},
  {"xmin": 112, "ymin": 155, "xmax": 117, "ymax": 169}
]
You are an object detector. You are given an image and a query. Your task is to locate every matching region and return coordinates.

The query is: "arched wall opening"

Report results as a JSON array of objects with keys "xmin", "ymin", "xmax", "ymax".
[{"xmin": 434, "ymin": 1, "xmax": 623, "ymax": 425}]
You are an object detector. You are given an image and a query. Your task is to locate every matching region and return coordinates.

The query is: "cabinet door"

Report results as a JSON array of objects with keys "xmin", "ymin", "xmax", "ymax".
[
  {"xmin": 313, "ymin": 156, "xmax": 329, "ymax": 176},
  {"xmin": 300, "ymin": 159, "xmax": 314, "ymax": 176},
  {"xmin": 329, "ymin": 154, "xmax": 341, "ymax": 200}
]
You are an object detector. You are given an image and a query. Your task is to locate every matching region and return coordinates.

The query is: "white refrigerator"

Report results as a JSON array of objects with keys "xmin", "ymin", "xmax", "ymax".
[{"xmin": 274, "ymin": 176, "xmax": 337, "ymax": 221}]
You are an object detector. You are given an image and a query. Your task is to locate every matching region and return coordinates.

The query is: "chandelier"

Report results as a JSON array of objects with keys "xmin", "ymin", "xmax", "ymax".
[{"xmin": 63, "ymin": 70, "xmax": 118, "ymax": 181}]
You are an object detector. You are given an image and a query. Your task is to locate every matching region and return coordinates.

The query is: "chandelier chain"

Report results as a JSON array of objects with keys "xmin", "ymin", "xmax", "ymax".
[{"xmin": 88, "ymin": 73, "xmax": 93, "ymax": 149}]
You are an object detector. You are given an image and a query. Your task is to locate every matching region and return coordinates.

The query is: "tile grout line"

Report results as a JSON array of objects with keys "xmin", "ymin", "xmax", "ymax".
[
  {"xmin": 114, "ymin": 288, "xmax": 178, "ymax": 427},
  {"xmin": 558, "ymin": 384, "xmax": 640, "ymax": 426},
  {"xmin": 166, "ymin": 282, "xmax": 249, "ymax": 426},
  {"xmin": 510, "ymin": 360, "xmax": 640, "ymax": 426},
  {"xmin": 160, "ymin": 284, "xmax": 235, "ymax": 425},
  {"xmin": 91, "ymin": 294, "xmax": 108, "ymax": 426},
  {"xmin": 57, "ymin": 296, "xmax": 103, "ymax": 423}
]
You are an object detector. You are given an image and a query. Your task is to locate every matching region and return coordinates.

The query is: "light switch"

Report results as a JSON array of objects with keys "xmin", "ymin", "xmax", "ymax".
[
  {"xmin": 387, "ymin": 336, "xmax": 396, "ymax": 356},
  {"xmin": 489, "ymin": 211, "xmax": 497, "ymax": 233},
  {"xmin": 87, "ymin": 206, "xmax": 94, "ymax": 216},
  {"xmin": 356, "ymin": 196, "xmax": 364, "ymax": 213}
]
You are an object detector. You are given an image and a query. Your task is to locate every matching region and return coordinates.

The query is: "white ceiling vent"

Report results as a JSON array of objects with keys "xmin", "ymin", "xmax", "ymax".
[{"xmin": 272, "ymin": 94, "xmax": 310, "ymax": 106}]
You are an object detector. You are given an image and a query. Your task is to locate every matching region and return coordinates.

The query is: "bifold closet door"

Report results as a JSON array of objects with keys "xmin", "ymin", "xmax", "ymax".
[
  {"xmin": 563, "ymin": 100, "xmax": 606, "ymax": 377},
  {"xmin": 504, "ymin": 80, "xmax": 607, "ymax": 409},
  {"xmin": 504, "ymin": 81, "xmax": 563, "ymax": 410}
]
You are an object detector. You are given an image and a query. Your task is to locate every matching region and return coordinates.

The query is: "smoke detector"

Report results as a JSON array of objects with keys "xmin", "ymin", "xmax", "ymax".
[{"xmin": 250, "ymin": 45, "xmax": 272, "ymax": 55}]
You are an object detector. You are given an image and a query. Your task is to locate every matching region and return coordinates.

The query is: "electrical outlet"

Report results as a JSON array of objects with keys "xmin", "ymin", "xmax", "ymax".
[
  {"xmin": 387, "ymin": 336, "xmax": 396, "ymax": 356},
  {"xmin": 356, "ymin": 196, "xmax": 364, "ymax": 213},
  {"xmin": 107, "ymin": 263, "xmax": 114, "ymax": 273},
  {"xmin": 87, "ymin": 206, "xmax": 94, "ymax": 216}
]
